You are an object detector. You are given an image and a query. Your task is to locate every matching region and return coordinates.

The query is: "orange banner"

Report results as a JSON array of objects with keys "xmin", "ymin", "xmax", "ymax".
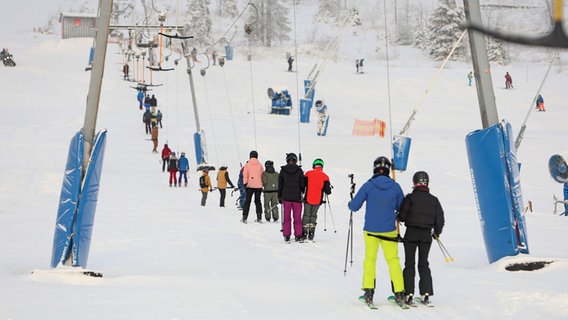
[{"xmin": 352, "ymin": 119, "xmax": 386, "ymax": 137}]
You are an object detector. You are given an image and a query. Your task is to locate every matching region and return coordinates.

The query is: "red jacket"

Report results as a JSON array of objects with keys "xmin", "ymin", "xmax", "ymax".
[
  {"xmin": 161, "ymin": 146, "xmax": 171, "ymax": 159},
  {"xmin": 304, "ymin": 167, "xmax": 331, "ymax": 205}
]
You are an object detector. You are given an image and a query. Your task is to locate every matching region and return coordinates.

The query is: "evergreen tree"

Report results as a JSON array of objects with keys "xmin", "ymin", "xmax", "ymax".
[
  {"xmin": 217, "ymin": 0, "xmax": 239, "ymax": 18},
  {"xmin": 185, "ymin": 0, "xmax": 213, "ymax": 47},
  {"xmin": 487, "ymin": 38, "xmax": 507, "ymax": 65},
  {"xmin": 427, "ymin": 0, "xmax": 465, "ymax": 61},
  {"xmin": 246, "ymin": 0, "xmax": 291, "ymax": 47},
  {"xmin": 316, "ymin": 0, "xmax": 342, "ymax": 23}
]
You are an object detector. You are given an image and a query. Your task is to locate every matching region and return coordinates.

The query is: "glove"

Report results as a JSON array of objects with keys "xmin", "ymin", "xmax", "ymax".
[
  {"xmin": 278, "ymin": 198, "xmax": 282, "ymax": 204},
  {"xmin": 432, "ymin": 233, "xmax": 439, "ymax": 240}
]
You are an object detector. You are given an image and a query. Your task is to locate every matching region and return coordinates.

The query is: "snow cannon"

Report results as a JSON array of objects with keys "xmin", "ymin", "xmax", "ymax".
[
  {"xmin": 268, "ymin": 87, "xmax": 292, "ymax": 115},
  {"xmin": 392, "ymin": 135, "xmax": 412, "ymax": 171},
  {"xmin": 548, "ymin": 153, "xmax": 568, "ymax": 183},
  {"xmin": 548, "ymin": 153, "xmax": 568, "ymax": 216},
  {"xmin": 465, "ymin": 121, "xmax": 529, "ymax": 263}
]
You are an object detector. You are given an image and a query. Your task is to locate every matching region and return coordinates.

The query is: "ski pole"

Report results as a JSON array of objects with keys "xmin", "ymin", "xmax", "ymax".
[
  {"xmin": 434, "ymin": 236, "xmax": 454, "ymax": 262},
  {"xmin": 344, "ymin": 174, "xmax": 355, "ymax": 276},
  {"xmin": 323, "ymin": 196, "xmax": 328, "ymax": 231},
  {"xmin": 325, "ymin": 193, "xmax": 337, "ymax": 233}
]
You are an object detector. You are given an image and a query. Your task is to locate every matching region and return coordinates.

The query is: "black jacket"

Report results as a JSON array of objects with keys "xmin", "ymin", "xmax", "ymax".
[
  {"xmin": 398, "ymin": 186, "xmax": 444, "ymax": 236},
  {"xmin": 278, "ymin": 163, "xmax": 305, "ymax": 202}
]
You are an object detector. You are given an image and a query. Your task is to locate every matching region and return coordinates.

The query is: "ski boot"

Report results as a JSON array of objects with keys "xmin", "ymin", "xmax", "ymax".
[
  {"xmin": 394, "ymin": 292, "xmax": 409, "ymax": 309},
  {"xmin": 405, "ymin": 294, "xmax": 416, "ymax": 307},
  {"xmin": 363, "ymin": 288, "xmax": 374, "ymax": 305}
]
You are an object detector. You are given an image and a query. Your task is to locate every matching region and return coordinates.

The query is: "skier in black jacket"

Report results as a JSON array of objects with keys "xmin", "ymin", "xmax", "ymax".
[
  {"xmin": 397, "ymin": 171, "xmax": 444, "ymax": 306},
  {"xmin": 278, "ymin": 153, "xmax": 305, "ymax": 242}
]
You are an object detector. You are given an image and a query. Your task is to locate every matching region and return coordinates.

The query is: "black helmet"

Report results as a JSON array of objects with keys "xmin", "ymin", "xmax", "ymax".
[
  {"xmin": 265, "ymin": 160, "xmax": 274, "ymax": 167},
  {"xmin": 286, "ymin": 152, "xmax": 298, "ymax": 162},
  {"xmin": 413, "ymin": 171, "xmax": 429, "ymax": 186},
  {"xmin": 312, "ymin": 158, "xmax": 324, "ymax": 168},
  {"xmin": 315, "ymin": 100, "xmax": 323, "ymax": 106},
  {"xmin": 249, "ymin": 150, "xmax": 258, "ymax": 158},
  {"xmin": 373, "ymin": 156, "xmax": 391, "ymax": 176}
]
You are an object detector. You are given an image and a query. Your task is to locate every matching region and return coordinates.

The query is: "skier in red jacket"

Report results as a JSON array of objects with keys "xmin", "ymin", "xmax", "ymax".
[{"xmin": 302, "ymin": 158, "xmax": 332, "ymax": 241}]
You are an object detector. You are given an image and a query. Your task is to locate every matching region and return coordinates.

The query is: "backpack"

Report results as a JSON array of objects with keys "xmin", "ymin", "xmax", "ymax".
[{"xmin": 199, "ymin": 175, "xmax": 207, "ymax": 188}]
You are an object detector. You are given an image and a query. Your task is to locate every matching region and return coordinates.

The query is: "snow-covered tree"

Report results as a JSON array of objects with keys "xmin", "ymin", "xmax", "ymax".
[
  {"xmin": 487, "ymin": 38, "xmax": 507, "ymax": 65},
  {"xmin": 315, "ymin": 0, "xmax": 342, "ymax": 23},
  {"xmin": 246, "ymin": 0, "xmax": 291, "ymax": 47},
  {"xmin": 217, "ymin": 0, "xmax": 239, "ymax": 18},
  {"xmin": 427, "ymin": 0, "xmax": 465, "ymax": 61},
  {"xmin": 185, "ymin": 0, "xmax": 213, "ymax": 47}
]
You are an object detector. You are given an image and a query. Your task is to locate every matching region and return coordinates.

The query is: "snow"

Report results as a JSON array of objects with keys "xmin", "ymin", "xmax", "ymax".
[{"xmin": 2, "ymin": 8, "xmax": 568, "ymax": 320}]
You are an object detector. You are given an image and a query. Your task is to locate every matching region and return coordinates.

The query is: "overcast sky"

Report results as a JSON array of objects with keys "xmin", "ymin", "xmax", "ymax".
[{"xmin": 0, "ymin": 0, "xmax": 98, "ymax": 36}]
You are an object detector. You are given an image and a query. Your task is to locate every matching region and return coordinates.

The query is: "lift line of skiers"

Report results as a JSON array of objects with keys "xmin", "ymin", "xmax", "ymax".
[{"xmin": 159, "ymin": 148, "xmax": 446, "ymax": 309}]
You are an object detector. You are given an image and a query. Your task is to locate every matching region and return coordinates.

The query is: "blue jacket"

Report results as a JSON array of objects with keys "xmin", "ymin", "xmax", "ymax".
[
  {"xmin": 178, "ymin": 156, "xmax": 189, "ymax": 172},
  {"xmin": 348, "ymin": 174, "xmax": 404, "ymax": 233}
]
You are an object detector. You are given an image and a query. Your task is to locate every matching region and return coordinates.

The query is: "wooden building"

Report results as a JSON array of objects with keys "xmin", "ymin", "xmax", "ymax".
[{"xmin": 59, "ymin": 13, "xmax": 97, "ymax": 39}]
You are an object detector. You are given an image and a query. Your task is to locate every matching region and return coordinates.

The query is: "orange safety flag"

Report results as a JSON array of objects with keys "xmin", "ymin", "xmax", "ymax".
[{"xmin": 352, "ymin": 119, "xmax": 387, "ymax": 137}]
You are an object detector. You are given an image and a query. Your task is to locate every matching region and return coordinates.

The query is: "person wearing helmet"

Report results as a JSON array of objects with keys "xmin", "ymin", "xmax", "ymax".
[
  {"xmin": 216, "ymin": 164, "xmax": 235, "ymax": 207},
  {"xmin": 278, "ymin": 152, "xmax": 305, "ymax": 242},
  {"xmin": 262, "ymin": 160, "xmax": 279, "ymax": 222},
  {"xmin": 178, "ymin": 152, "xmax": 189, "ymax": 187},
  {"xmin": 242, "ymin": 150, "xmax": 264, "ymax": 223},
  {"xmin": 167, "ymin": 152, "xmax": 178, "ymax": 187},
  {"xmin": 302, "ymin": 158, "xmax": 332, "ymax": 241},
  {"xmin": 348, "ymin": 156, "xmax": 406, "ymax": 307},
  {"xmin": 398, "ymin": 171, "xmax": 445, "ymax": 306}
]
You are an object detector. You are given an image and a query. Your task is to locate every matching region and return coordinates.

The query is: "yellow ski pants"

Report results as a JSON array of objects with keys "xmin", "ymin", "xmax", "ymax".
[{"xmin": 362, "ymin": 230, "xmax": 405, "ymax": 293}]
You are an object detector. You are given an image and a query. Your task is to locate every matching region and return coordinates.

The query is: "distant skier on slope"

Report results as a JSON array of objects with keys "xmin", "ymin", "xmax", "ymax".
[{"xmin": 505, "ymin": 72, "xmax": 513, "ymax": 89}]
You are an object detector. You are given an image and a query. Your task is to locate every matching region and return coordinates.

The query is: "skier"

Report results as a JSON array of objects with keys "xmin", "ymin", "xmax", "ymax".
[
  {"xmin": 467, "ymin": 71, "xmax": 473, "ymax": 86},
  {"xmin": 150, "ymin": 94, "xmax": 158, "ymax": 113},
  {"xmin": 505, "ymin": 72, "xmax": 513, "ymax": 89},
  {"xmin": 398, "ymin": 171, "xmax": 445, "ymax": 306},
  {"xmin": 137, "ymin": 88, "xmax": 144, "ymax": 110},
  {"xmin": 315, "ymin": 100, "xmax": 328, "ymax": 136},
  {"xmin": 156, "ymin": 110, "xmax": 163, "ymax": 128},
  {"xmin": 358, "ymin": 58, "xmax": 364, "ymax": 73},
  {"xmin": 212, "ymin": 50, "xmax": 218, "ymax": 65},
  {"xmin": 278, "ymin": 152, "xmax": 305, "ymax": 242},
  {"xmin": 144, "ymin": 95, "xmax": 151, "ymax": 111},
  {"xmin": 237, "ymin": 165, "xmax": 246, "ymax": 210},
  {"xmin": 302, "ymin": 158, "xmax": 332, "ymax": 241},
  {"xmin": 355, "ymin": 59, "xmax": 360, "ymax": 73},
  {"xmin": 242, "ymin": 151, "xmax": 264, "ymax": 223},
  {"xmin": 536, "ymin": 94, "xmax": 545, "ymax": 111},
  {"xmin": 347, "ymin": 156, "xmax": 406, "ymax": 307},
  {"xmin": 123, "ymin": 63, "xmax": 129, "ymax": 80},
  {"xmin": 167, "ymin": 152, "xmax": 179, "ymax": 187},
  {"xmin": 199, "ymin": 168, "xmax": 213, "ymax": 206},
  {"xmin": 287, "ymin": 55, "xmax": 294, "ymax": 71},
  {"xmin": 161, "ymin": 143, "xmax": 172, "ymax": 172},
  {"xmin": 178, "ymin": 152, "xmax": 189, "ymax": 187},
  {"xmin": 217, "ymin": 165, "xmax": 235, "ymax": 207},
  {"xmin": 151, "ymin": 124, "xmax": 159, "ymax": 153},
  {"xmin": 143, "ymin": 109, "xmax": 152, "ymax": 134},
  {"xmin": 262, "ymin": 160, "xmax": 279, "ymax": 222}
]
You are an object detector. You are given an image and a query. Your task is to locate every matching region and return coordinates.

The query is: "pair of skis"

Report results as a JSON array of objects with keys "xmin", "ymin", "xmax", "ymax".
[{"xmin": 359, "ymin": 295, "xmax": 434, "ymax": 310}]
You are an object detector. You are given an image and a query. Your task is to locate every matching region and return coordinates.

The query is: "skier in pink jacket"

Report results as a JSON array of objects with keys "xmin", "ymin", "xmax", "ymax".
[{"xmin": 241, "ymin": 150, "xmax": 265, "ymax": 223}]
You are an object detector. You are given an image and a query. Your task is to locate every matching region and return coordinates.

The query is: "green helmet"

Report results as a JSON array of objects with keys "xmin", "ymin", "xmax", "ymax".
[{"xmin": 313, "ymin": 158, "xmax": 324, "ymax": 168}]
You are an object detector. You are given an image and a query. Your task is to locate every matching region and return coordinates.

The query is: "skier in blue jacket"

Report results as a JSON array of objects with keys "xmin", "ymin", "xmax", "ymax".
[
  {"xmin": 348, "ymin": 156, "xmax": 406, "ymax": 307},
  {"xmin": 178, "ymin": 152, "xmax": 190, "ymax": 187}
]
